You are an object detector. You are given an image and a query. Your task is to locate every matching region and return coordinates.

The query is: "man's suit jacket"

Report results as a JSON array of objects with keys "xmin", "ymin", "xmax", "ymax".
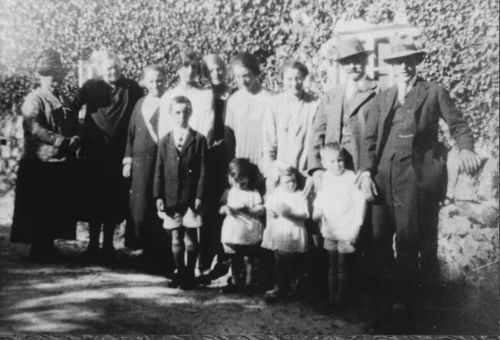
[
  {"xmin": 153, "ymin": 128, "xmax": 207, "ymax": 208},
  {"xmin": 308, "ymin": 78, "xmax": 378, "ymax": 171},
  {"xmin": 360, "ymin": 78, "xmax": 474, "ymax": 195}
]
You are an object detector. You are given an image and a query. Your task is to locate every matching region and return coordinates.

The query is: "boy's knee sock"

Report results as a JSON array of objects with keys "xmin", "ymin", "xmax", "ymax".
[
  {"xmin": 172, "ymin": 242, "xmax": 186, "ymax": 272},
  {"xmin": 186, "ymin": 243, "xmax": 198, "ymax": 276}
]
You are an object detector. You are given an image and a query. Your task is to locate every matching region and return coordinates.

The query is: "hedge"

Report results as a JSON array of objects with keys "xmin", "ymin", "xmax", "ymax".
[{"xmin": 0, "ymin": 0, "xmax": 498, "ymax": 147}]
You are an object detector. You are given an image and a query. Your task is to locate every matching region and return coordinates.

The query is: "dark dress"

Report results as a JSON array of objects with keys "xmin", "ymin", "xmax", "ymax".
[
  {"xmin": 123, "ymin": 97, "xmax": 161, "ymax": 248},
  {"xmin": 11, "ymin": 88, "xmax": 79, "ymax": 244},
  {"xmin": 74, "ymin": 77, "xmax": 142, "ymax": 223},
  {"xmin": 199, "ymin": 92, "xmax": 236, "ymax": 271}
]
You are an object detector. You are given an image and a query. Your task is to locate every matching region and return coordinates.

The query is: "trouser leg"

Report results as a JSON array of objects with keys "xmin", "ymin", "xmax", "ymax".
[
  {"xmin": 103, "ymin": 222, "xmax": 116, "ymax": 250},
  {"xmin": 371, "ymin": 203, "xmax": 395, "ymax": 291},
  {"xmin": 88, "ymin": 221, "xmax": 101, "ymax": 249},
  {"xmin": 418, "ymin": 194, "xmax": 440, "ymax": 289}
]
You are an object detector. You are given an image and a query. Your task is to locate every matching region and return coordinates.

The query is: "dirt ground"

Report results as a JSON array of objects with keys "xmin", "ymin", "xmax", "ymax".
[{"xmin": 0, "ymin": 194, "xmax": 497, "ymax": 335}]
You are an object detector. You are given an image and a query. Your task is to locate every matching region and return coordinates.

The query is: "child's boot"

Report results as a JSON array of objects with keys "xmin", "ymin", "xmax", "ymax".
[{"xmin": 222, "ymin": 255, "xmax": 243, "ymax": 294}]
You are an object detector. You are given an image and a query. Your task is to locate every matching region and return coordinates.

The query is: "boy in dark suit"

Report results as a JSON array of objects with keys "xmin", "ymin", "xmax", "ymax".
[{"xmin": 154, "ymin": 95, "xmax": 207, "ymax": 289}]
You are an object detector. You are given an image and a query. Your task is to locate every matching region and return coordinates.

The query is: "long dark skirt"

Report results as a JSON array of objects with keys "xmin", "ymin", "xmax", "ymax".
[
  {"xmin": 125, "ymin": 154, "xmax": 174, "ymax": 273},
  {"xmin": 77, "ymin": 158, "xmax": 129, "ymax": 224},
  {"xmin": 125, "ymin": 154, "xmax": 161, "ymax": 249},
  {"xmin": 11, "ymin": 158, "xmax": 77, "ymax": 244}
]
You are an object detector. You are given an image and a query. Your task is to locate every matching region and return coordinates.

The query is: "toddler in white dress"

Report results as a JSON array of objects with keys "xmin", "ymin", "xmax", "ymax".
[
  {"xmin": 262, "ymin": 162, "xmax": 309, "ymax": 303},
  {"xmin": 220, "ymin": 158, "xmax": 265, "ymax": 295},
  {"xmin": 313, "ymin": 142, "xmax": 366, "ymax": 307}
]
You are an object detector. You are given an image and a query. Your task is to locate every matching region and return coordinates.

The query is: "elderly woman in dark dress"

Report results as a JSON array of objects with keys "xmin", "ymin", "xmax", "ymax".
[
  {"xmin": 11, "ymin": 49, "xmax": 80, "ymax": 261},
  {"xmin": 74, "ymin": 49, "xmax": 142, "ymax": 259}
]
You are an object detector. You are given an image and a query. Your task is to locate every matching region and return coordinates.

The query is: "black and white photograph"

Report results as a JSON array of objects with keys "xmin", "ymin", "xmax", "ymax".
[{"xmin": 0, "ymin": 0, "xmax": 498, "ymax": 335}]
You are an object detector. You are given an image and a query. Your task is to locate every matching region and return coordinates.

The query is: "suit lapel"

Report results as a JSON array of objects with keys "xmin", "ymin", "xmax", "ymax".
[
  {"xmin": 327, "ymin": 88, "xmax": 343, "ymax": 142},
  {"xmin": 347, "ymin": 90, "xmax": 374, "ymax": 118},
  {"xmin": 403, "ymin": 79, "xmax": 429, "ymax": 126},
  {"xmin": 377, "ymin": 86, "xmax": 398, "ymax": 152},
  {"xmin": 380, "ymin": 86, "xmax": 398, "ymax": 128}
]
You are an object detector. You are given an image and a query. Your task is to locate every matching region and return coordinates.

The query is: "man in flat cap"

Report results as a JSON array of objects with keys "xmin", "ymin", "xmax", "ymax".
[{"xmin": 359, "ymin": 36, "xmax": 481, "ymax": 332}]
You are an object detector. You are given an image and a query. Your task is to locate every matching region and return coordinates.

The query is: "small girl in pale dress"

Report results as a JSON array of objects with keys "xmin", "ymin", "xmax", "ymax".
[
  {"xmin": 262, "ymin": 162, "xmax": 309, "ymax": 303},
  {"xmin": 220, "ymin": 158, "xmax": 265, "ymax": 295}
]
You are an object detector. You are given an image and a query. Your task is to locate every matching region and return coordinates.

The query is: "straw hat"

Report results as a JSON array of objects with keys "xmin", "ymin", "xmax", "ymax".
[
  {"xmin": 335, "ymin": 38, "xmax": 371, "ymax": 62},
  {"xmin": 383, "ymin": 36, "xmax": 426, "ymax": 64},
  {"xmin": 35, "ymin": 49, "xmax": 66, "ymax": 75}
]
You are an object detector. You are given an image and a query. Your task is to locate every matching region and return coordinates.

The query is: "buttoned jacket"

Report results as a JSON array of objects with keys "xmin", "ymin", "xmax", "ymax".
[
  {"xmin": 153, "ymin": 128, "xmax": 207, "ymax": 208},
  {"xmin": 360, "ymin": 78, "xmax": 474, "ymax": 193}
]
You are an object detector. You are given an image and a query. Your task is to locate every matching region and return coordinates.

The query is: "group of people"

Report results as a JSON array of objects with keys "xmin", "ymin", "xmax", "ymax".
[{"xmin": 10, "ymin": 35, "xmax": 481, "ymax": 333}]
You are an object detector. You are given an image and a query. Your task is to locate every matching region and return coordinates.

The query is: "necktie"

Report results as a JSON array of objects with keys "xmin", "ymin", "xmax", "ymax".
[{"xmin": 176, "ymin": 135, "xmax": 184, "ymax": 150}]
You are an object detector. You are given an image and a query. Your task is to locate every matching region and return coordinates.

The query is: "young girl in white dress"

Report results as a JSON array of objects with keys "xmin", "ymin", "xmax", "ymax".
[
  {"xmin": 220, "ymin": 158, "xmax": 265, "ymax": 295},
  {"xmin": 261, "ymin": 162, "xmax": 309, "ymax": 303}
]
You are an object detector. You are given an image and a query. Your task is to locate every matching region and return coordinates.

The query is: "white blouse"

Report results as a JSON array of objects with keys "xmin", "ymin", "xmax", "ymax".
[
  {"xmin": 225, "ymin": 87, "xmax": 273, "ymax": 171},
  {"xmin": 263, "ymin": 92, "xmax": 318, "ymax": 176}
]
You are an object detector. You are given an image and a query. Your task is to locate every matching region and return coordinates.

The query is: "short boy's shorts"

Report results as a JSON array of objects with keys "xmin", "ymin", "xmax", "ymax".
[{"xmin": 323, "ymin": 238, "xmax": 355, "ymax": 254}]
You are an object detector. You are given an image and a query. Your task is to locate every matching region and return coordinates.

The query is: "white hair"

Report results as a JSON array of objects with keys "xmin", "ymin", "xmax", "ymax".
[{"xmin": 90, "ymin": 48, "xmax": 123, "ymax": 75}]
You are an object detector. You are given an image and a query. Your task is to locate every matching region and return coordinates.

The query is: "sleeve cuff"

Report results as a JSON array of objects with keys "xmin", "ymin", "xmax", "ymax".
[
  {"xmin": 123, "ymin": 157, "xmax": 132, "ymax": 165},
  {"xmin": 55, "ymin": 136, "xmax": 68, "ymax": 148}
]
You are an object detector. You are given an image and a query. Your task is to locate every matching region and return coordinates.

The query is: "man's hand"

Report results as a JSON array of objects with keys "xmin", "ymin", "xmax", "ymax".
[
  {"xmin": 68, "ymin": 136, "xmax": 81, "ymax": 150},
  {"xmin": 122, "ymin": 163, "xmax": 131, "ymax": 178},
  {"xmin": 194, "ymin": 198, "xmax": 202, "ymax": 212},
  {"xmin": 359, "ymin": 173, "xmax": 378, "ymax": 202},
  {"xmin": 156, "ymin": 198, "xmax": 165, "ymax": 212},
  {"xmin": 458, "ymin": 149, "xmax": 481, "ymax": 175}
]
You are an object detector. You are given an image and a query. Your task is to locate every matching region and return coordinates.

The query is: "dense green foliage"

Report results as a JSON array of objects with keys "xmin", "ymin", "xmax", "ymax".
[{"xmin": 0, "ymin": 0, "xmax": 498, "ymax": 150}]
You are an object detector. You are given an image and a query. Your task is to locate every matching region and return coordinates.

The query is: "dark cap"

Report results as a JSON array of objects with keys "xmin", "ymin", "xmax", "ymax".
[{"xmin": 35, "ymin": 49, "xmax": 66, "ymax": 75}]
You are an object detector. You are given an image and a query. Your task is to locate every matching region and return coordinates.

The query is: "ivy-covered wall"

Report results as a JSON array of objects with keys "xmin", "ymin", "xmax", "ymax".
[
  {"xmin": 0, "ymin": 0, "xmax": 498, "ymax": 175},
  {"xmin": 0, "ymin": 1, "xmax": 498, "ymax": 300}
]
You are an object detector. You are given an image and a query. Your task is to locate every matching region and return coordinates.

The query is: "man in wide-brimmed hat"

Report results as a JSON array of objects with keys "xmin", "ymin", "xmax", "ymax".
[
  {"xmin": 359, "ymin": 36, "xmax": 481, "ymax": 333},
  {"xmin": 307, "ymin": 37, "xmax": 378, "ymax": 306},
  {"xmin": 309, "ymin": 37, "xmax": 378, "ymax": 173}
]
